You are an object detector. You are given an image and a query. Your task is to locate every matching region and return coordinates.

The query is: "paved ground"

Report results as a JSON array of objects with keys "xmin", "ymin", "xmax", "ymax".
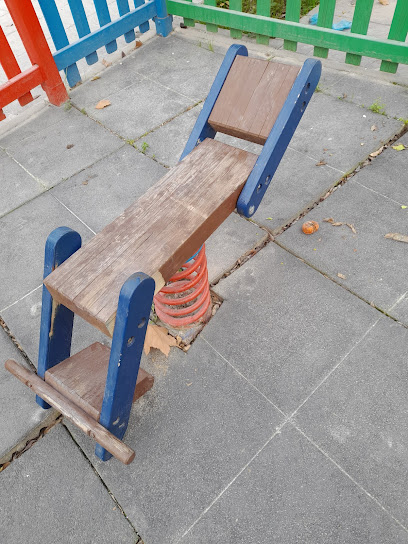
[{"xmin": 1, "ymin": 16, "xmax": 408, "ymax": 544}]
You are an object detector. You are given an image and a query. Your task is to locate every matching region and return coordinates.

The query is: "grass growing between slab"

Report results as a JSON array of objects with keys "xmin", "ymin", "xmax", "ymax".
[{"xmin": 216, "ymin": 0, "xmax": 319, "ymax": 19}]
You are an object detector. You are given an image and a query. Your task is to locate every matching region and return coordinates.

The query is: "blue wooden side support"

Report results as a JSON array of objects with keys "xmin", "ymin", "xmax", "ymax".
[
  {"xmin": 153, "ymin": 0, "xmax": 173, "ymax": 36},
  {"xmin": 237, "ymin": 58, "xmax": 321, "ymax": 217},
  {"xmin": 95, "ymin": 273, "xmax": 155, "ymax": 461},
  {"xmin": 36, "ymin": 227, "xmax": 82, "ymax": 409},
  {"xmin": 180, "ymin": 44, "xmax": 248, "ymax": 161}
]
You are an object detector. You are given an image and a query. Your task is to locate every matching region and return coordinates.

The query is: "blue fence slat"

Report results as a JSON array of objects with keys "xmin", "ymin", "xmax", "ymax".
[
  {"xmin": 68, "ymin": 0, "xmax": 99, "ymax": 65},
  {"xmin": 133, "ymin": 0, "xmax": 150, "ymax": 33},
  {"xmin": 53, "ymin": 1, "xmax": 156, "ymax": 70},
  {"xmin": 93, "ymin": 0, "xmax": 118, "ymax": 53},
  {"xmin": 37, "ymin": 0, "xmax": 81, "ymax": 87},
  {"xmin": 117, "ymin": 0, "xmax": 136, "ymax": 42}
]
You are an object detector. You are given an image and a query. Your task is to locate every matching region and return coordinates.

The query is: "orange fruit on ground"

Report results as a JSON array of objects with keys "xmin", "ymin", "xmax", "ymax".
[{"xmin": 302, "ymin": 220, "xmax": 319, "ymax": 234}]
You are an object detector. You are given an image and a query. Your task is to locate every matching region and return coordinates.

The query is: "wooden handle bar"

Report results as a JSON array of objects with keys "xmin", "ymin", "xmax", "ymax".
[{"xmin": 5, "ymin": 359, "xmax": 135, "ymax": 465}]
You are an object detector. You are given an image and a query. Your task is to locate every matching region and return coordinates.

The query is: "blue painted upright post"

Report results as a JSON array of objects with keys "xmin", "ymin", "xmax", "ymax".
[
  {"xmin": 180, "ymin": 44, "xmax": 248, "ymax": 160},
  {"xmin": 153, "ymin": 0, "xmax": 173, "ymax": 37},
  {"xmin": 95, "ymin": 272, "xmax": 155, "ymax": 461},
  {"xmin": 36, "ymin": 227, "xmax": 82, "ymax": 409}
]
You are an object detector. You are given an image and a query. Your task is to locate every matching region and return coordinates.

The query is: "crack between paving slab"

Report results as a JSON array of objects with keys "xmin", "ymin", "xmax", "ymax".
[
  {"xmin": 354, "ymin": 180, "xmax": 406, "ymax": 207},
  {"xmin": 62, "ymin": 423, "xmax": 143, "ymax": 544},
  {"xmin": 0, "ymin": 284, "xmax": 42, "ymax": 314},
  {"xmin": 177, "ymin": 318, "xmax": 385, "ymax": 542},
  {"xmin": 176, "ymin": 423, "xmax": 290, "ymax": 542},
  {"xmin": 70, "ymin": 100, "xmax": 203, "ymax": 169},
  {"xmin": 200, "ymin": 335, "xmax": 286, "ymax": 417},
  {"xmin": 52, "ymin": 194, "xmax": 97, "ymax": 235},
  {"xmin": 0, "ymin": 415, "xmax": 62, "ymax": 471},
  {"xmin": 272, "ymin": 239, "xmax": 408, "ymax": 329},
  {"xmin": 0, "ymin": 315, "xmax": 36, "ymax": 370},
  {"xmin": 290, "ymin": 423, "xmax": 408, "ymax": 536},
  {"xmin": 3, "ymin": 148, "xmax": 48, "ymax": 191}
]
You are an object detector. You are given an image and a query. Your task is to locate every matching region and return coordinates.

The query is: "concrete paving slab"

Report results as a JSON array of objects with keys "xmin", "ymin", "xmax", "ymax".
[
  {"xmin": 348, "ymin": 132, "xmax": 408, "ymax": 205},
  {"xmin": 208, "ymin": 242, "xmax": 378, "ymax": 414},
  {"xmin": 182, "ymin": 424, "xmax": 408, "ymax": 544},
  {"xmin": 0, "ymin": 150, "xmax": 44, "ymax": 217},
  {"xmin": 206, "ymin": 214, "xmax": 268, "ymax": 284},
  {"xmin": 0, "ymin": 424, "xmax": 138, "ymax": 544},
  {"xmin": 1, "ymin": 287, "xmax": 110, "ymax": 368},
  {"xmin": 0, "ymin": 192, "xmax": 93, "ymax": 311},
  {"xmin": 277, "ymin": 176, "xmax": 408, "ymax": 322},
  {"xmin": 2, "ymin": 107, "xmax": 124, "ymax": 189},
  {"xmin": 318, "ymin": 72, "xmax": 408, "ymax": 121},
  {"xmin": 66, "ymin": 337, "xmax": 284, "ymax": 543},
  {"xmin": 143, "ymin": 105, "xmax": 201, "ymax": 167},
  {"xmin": 294, "ymin": 317, "xmax": 408, "ymax": 528},
  {"xmin": 290, "ymin": 92, "xmax": 404, "ymax": 172},
  {"xmin": 252, "ymin": 146, "xmax": 343, "ymax": 233},
  {"xmin": 0, "ymin": 327, "xmax": 58, "ymax": 464},
  {"xmin": 72, "ymin": 34, "xmax": 223, "ymax": 107},
  {"xmin": 82, "ymin": 73, "xmax": 194, "ymax": 141},
  {"xmin": 51, "ymin": 145, "xmax": 167, "ymax": 232}
]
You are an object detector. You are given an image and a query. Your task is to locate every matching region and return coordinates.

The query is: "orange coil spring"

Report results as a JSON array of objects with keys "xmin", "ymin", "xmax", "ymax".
[{"xmin": 154, "ymin": 244, "xmax": 211, "ymax": 328}]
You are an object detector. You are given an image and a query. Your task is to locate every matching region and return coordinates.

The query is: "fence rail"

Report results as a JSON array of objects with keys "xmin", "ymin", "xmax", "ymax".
[
  {"xmin": 167, "ymin": 0, "xmax": 408, "ymax": 73},
  {"xmin": 0, "ymin": 0, "xmax": 68, "ymax": 121},
  {"xmin": 38, "ymin": 0, "xmax": 173, "ymax": 87}
]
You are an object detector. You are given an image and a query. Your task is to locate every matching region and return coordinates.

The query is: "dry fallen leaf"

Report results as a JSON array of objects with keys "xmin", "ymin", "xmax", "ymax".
[
  {"xmin": 95, "ymin": 99, "xmax": 111, "ymax": 109},
  {"xmin": 101, "ymin": 59, "xmax": 112, "ymax": 67},
  {"xmin": 370, "ymin": 147, "xmax": 384, "ymax": 158},
  {"xmin": 91, "ymin": 75, "xmax": 101, "ymax": 81},
  {"xmin": 144, "ymin": 324, "xmax": 177, "ymax": 356},
  {"xmin": 371, "ymin": 125, "xmax": 377, "ymax": 131},
  {"xmin": 316, "ymin": 160, "xmax": 327, "ymax": 166},
  {"xmin": 66, "ymin": 144, "xmax": 74, "ymax": 149},
  {"xmin": 135, "ymin": 40, "xmax": 143, "ymax": 49},
  {"xmin": 384, "ymin": 233, "xmax": 408, "ymax": 243},
  {"xmin": 379, "ymin": 0, "xmax": 389, "ymax": 5},
  {"xmin": 337, "ymin": 273, "xmax": 347, "ymax": 280},
  {"xmin": 323, "ymin": 218, "xmax": 356, "ymax": 233}
]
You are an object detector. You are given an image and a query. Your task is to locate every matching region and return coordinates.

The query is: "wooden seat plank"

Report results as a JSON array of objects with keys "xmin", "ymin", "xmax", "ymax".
[
  {"xmin": 208, "ymin": 56, "xmax": 300, "ymax": 145},
  {"xmin": 44, "ymin": 138, "xmax": 257, "ymax": 336},
  {"xmin": 45, "ymin": 342, "xmax": 153, "ymax": 420}
]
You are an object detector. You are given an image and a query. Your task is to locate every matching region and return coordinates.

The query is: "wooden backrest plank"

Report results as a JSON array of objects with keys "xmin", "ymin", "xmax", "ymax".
[
  {"xmin": 258, "ymin": 64, "xmax": 301, "ymax": 142},
  {"xmin": 209, "ymin": 56, "xmax": 266, "ymax": 129},
  {"xmin": 44, "ymin": 139, "xmax": 257, "ymax": 336},
  {"xmin": 209, "ymin": 56, "xmax": 300, "ymax": 145}
]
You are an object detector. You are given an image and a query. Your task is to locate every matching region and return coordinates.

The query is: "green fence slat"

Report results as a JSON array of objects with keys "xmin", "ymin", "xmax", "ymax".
[
  {"xmin": 205, "ymin": 0, "xmax": 218, "ymax": 32},
  {"xmin": 167, "ymin": 1, "xmax": 408, "ymax": 68},
  {"xmin": 183, "ymin": 0, "xmax": 195, "ymax": 26},
  {"xmin": 230, "ymin": 0, "xmax": 242, "ymax": 38},
  {"xmin": 256, "ymin": 0, "xmax": 270, "ymax": 45},
  {"xmin": 284, "ymin": 0, "xmax": 301, "ymax": 51},
  {"xmin": 381, "ymin": 0, "xmax": 408, "ymax": 73},
  {"xmin": 345, "ymin": 0, "xmax": 374, "ymax": 66},
  {"xmin": 314, "ymin": 0, "xmax": 336, "ymax": 58}
]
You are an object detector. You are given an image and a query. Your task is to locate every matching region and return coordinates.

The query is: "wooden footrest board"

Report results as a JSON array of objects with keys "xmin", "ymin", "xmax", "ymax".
[
  {"xmin": 44, "ymin": 138, "xmax": 257, "ymax": 336},
  {"xmin": 45, "ymin": 342, "xmax": 153, "ymax": 420}
]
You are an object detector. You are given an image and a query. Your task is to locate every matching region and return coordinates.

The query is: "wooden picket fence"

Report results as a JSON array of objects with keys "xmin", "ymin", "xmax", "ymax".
[
  {"xmin": 0, "ymin": 0, "xmax": 68, "ymax": 121},
  {"xmin": 167, "ymin": 0, "xmax": 408, "ymax": 73},
  {"xmin": 37, "ymin": 0, "xmax": 173, "ymax": 87}
]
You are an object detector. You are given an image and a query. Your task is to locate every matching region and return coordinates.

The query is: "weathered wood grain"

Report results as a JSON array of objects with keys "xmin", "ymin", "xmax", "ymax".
[
  {"xmin": 5, "ymin": 359, "xmax": 135, "ymax": 465},
  {"xmin": 208, "ymin": 56, "xmax": 299, "ymax": 144},
  {"xmin": 44, "ymin": 138, "xmax": 257, "ymax": 336},
  {"xmin": 45, "ymin": 342, "xmax": 153, "ymax": 420}
]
